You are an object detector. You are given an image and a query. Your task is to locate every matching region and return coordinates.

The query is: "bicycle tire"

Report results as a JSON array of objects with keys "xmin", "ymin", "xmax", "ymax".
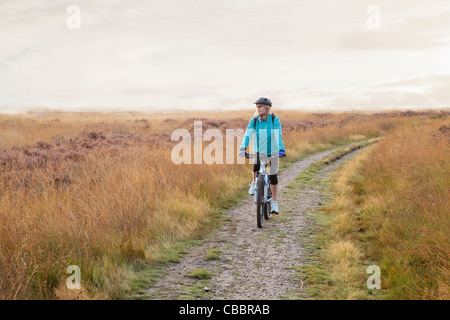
[
  {"xmin": 256, "ymin": 176, "xmax": 264, "ymax": 228},
  {"xmin": 264, "ymin": 186, "xmax": 272, "ymax": 220}
]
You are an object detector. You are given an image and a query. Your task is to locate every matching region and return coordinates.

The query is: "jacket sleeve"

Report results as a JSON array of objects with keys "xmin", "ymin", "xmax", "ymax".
[
  {"xmin": 272, "ymin": 116, "xmax": 285, "ymax": 152},
  {"xmin": 240, "ymin": 118, "xmax": 256, "ymax": 150}
]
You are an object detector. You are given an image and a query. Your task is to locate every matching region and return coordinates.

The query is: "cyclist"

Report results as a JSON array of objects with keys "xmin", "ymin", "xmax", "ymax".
[{"xmin": 238, "ymin": 97, "xmax": 286, "ymax": 214}]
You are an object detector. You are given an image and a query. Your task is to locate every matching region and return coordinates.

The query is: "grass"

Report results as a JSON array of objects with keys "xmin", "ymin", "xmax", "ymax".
[
  {"xmin": 178, "ymin": 281, "xmax": 211, "ymax": 300},
  {"xmin": 294, "ymin": 117, "xmax": 449, "ymax": 300},
  {"xmin": 205, "ymin": 249, "xmax": 222, "ymax": 261},
  {"xmin": 0, "ymin": 109, "xmax": 446, "ymax": 299},
  {"xmin": 186, "ymin": 269, "xmax": 212, "ymax": 280},
  {"xmin": 352, "ymin": 120, "xmax": 449, "ymax": 299}
]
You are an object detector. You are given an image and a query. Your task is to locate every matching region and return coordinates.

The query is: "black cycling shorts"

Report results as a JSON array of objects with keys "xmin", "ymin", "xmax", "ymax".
[{"xmin": 252, "ymin": 153, "xmax": 278, "ymax": 185}]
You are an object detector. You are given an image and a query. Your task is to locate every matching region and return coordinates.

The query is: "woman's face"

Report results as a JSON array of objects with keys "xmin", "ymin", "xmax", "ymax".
[{"xmin": 256, "ymin": 104, "xmax": 268, "ymax": 117}]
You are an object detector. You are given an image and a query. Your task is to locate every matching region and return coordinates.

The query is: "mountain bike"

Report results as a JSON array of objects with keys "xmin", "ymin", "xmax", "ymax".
[{"xmin": 245, "ymin": 153, "xmax": 281, "ymax": 228}]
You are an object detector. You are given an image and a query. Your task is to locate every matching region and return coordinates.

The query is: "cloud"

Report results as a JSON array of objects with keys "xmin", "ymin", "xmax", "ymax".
[
  {"xmin": 339, "ymin": 10, "xmax": 450, "ymax": 51},
  {"xmin": 300, "ymin": 73, "xmax": 450, "ymax": 110},
  {"xmin": 0, "ymin": 0, "xmax": 449, "ymax": 112}
]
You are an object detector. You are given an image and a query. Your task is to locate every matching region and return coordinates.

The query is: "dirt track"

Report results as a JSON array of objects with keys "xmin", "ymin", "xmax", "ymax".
[{"xmin": 141, "ymin": 144, "xmax": 366, "ymax": 300}]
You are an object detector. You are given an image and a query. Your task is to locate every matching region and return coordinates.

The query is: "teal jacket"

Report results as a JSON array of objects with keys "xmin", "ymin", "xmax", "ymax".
[{"xmin": 240, "ymin": 114, "xmax": 285, "ymax": 155}]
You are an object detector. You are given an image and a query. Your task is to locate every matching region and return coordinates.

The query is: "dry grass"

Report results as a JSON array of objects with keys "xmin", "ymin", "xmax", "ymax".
[
  {"xmin": 356, "ymin": 120, "xmax": 449, "ymax": 299},
  {"xmin": 0, "ymin": 109, "xmax": 447, "ymax": 299},
  {"xmin": 323, "ymin": 117, "xmax": 449, "ymax": 299},
  {"xmin": 0, "ymin": 140, "xmax": 248, "ymax": 299},
  {"xmin": 320, "ymin": 146, "xmax": 375, "ymax": 299}
]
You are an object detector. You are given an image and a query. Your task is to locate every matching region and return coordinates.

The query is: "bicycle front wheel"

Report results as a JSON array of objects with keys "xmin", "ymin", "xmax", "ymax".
[
  {"xmin": 256, "ymin": 177, "xmax": 264, "ymax": 228},
  {"xmin": 264, "ymin": 186, "xmax": 272, "ymax": 220}
]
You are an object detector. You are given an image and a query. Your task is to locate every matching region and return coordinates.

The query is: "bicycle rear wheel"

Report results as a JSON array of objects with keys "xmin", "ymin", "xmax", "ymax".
[{"xmin": 256, "ymin": 177, "xmax": 264, "ymax": 228}]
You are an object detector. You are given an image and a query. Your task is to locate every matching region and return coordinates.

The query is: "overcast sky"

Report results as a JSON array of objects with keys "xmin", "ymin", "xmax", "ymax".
[{"xmin": 0, "ymin": 0, "xmax": 449, "ymax": 113}]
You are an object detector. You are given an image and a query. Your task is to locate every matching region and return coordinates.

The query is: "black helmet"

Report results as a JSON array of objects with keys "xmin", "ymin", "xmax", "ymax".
[{"xmin": 254, "ymin": 97, "xmax": 272, "ymax": 107}]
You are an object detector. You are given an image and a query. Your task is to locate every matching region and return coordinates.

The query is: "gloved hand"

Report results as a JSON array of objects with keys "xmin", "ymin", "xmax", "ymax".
[
  {"xmin": 239, "ymin": 148, "xmax": 246, "ymax": 157},
  {"xmin": 279, "ymin": 150, "xmax": 286, "ymax": 157}
]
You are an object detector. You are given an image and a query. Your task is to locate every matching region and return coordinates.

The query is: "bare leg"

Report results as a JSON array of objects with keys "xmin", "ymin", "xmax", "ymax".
[{"xmin": 271, "ymin": 183, "xmax": 278, "ymax": 201}]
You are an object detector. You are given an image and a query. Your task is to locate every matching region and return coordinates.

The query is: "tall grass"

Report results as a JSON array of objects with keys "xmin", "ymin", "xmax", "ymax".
[
  {"xmin": 0, "ymin": 109, "xmax": 446, "ymax": 299},
  {"xmin": 320, "ymin": 117, "xmax": 449, "ymax": 299},
  {"xmin": 355, "ymin": 120, "xmax": 449, "ymax": 299},
  {"xmin": 0, "ymin": 141, "xmax": 248, "ymax": 299}
]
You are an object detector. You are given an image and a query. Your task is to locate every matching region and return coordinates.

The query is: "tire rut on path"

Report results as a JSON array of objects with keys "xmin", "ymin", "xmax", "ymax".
[{"xmin": 142, "ymin": 144, "xmax": 366, "ymax": 300}]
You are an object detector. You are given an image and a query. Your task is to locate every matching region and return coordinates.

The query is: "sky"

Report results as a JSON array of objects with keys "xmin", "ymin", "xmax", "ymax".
[{"xmin": 0, "ymin": 0, "xmax": 449, "ymax": 113}]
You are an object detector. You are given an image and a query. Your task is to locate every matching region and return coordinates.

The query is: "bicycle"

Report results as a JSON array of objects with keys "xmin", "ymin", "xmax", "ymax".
[{"xmin": 244, "ymin": 153, "xmax": 283, "ymax": 228}]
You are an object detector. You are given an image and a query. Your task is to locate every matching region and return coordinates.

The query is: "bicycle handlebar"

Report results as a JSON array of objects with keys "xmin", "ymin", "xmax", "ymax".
[{"xmin": 244, "ymin": 153, "xmax": 286, "ymax": 159}]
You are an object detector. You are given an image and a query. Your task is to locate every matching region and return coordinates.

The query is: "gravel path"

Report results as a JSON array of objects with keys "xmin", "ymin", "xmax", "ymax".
[{"xmin": 142, "ymin": 144, "xmax": 366, "ymax": 300}]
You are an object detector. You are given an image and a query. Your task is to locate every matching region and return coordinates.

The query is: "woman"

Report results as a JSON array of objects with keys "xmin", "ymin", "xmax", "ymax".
[{"xmin": 239, "ymin": 97, "xmax": 286, "ymax": 214}]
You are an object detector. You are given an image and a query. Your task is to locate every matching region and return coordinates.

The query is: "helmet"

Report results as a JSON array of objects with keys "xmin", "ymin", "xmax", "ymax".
[{"xmin": 254, "ymin": 97, "xmax": 272, "ymax": 107}]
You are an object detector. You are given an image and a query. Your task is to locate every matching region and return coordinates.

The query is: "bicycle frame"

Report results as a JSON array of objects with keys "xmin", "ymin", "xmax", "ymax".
[
  {"xmin": 254, "ymin": 157, "xmax": 272, "ymax": 206},
  {"xmin": 246, "ymin": 154, "xmax": 276, "ymax": 206}
]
